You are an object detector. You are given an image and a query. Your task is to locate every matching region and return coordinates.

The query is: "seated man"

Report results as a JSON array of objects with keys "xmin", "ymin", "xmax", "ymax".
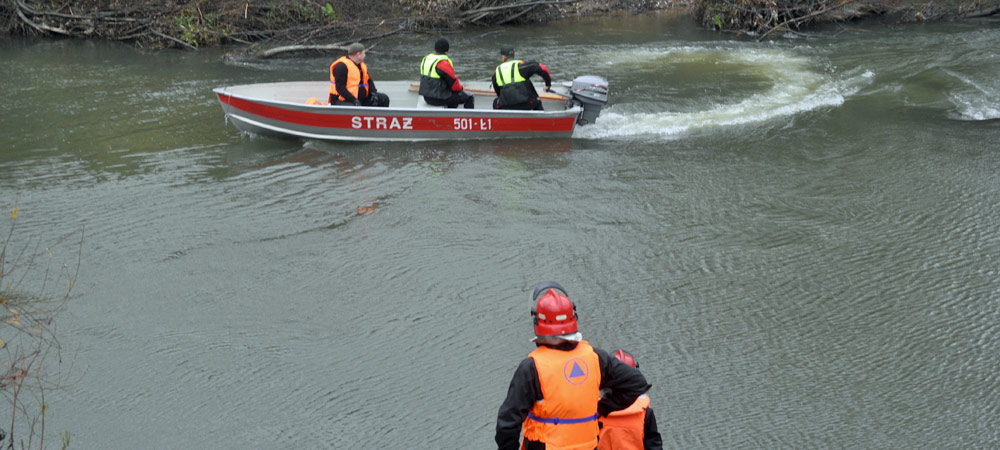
[
  {"xmin": 329, "ymin": 42, "xmax": 390, "ymax": 107},
  {"xmin": 491, "ymin": 45, "xmax": 552, "ymax": 110},
  {"xmin": 418, "ymin": 38, "xmax": 474, "ymax": 109}
]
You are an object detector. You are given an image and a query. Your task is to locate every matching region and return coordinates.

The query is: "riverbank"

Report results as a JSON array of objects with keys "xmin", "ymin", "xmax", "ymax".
[
  {"xmin": 2, "ymin": 0, "xmax": 676, "ymax": 52},
  {"xmin": 694, "ymin": 0, "xmax": 999, "ymax": 38},
  {"xmin": 2, "ymin": 0, "xmax": 998, "ymax": 52}
]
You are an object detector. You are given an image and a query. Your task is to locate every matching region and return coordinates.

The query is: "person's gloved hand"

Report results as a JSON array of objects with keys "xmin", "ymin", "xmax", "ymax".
[
  {"xmin": 544, "ymin": 85, "xmax": 552, "ymax": 93},
  {"xmin": 353, "ymin": 99, "xmax": 361, "ymax": 106}
]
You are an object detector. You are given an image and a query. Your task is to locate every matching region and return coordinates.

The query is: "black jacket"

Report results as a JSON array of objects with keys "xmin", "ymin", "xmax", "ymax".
[
  {"xmin": 491, "ymin": 60, "xmax": 552, "ymax": 107},
  {"xmin": 639, "ymin": 407, "xmax": 664, "ymax": 450},
  {"xmin": 418, "ymin": 54, "xmax": 462, "ymax": 100},
  {"xmin": 495, "ymin": 341, "xmax": 651, "ymax": 450}
]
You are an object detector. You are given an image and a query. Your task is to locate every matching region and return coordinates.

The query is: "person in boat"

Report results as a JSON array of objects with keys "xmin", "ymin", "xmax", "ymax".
[
  {"xmin": 495, "ymin": 281, "xmax": 651, "ymax": 450},
  {"xmin": 597, "ymin": 349, "xmax": 663, "ymax": 450},
  {"xmin": 418, "ymin": 38, "xmax": 475, "ymax": 109},
  {"xmin": 329, "ymin": 42, "xmax": 390, "ymax": 107},
  {"xmin": 491, "ymin": 45, "xmax": 553, "ymax": 111}
]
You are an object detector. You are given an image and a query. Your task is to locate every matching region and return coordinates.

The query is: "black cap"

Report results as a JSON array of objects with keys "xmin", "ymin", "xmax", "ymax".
[
  {"xmin": 435, "ymin": 38, "xmax": 449, "ymax": 53},
  {"xmin": 500, "ymin": 45, "xmax": 515, "ymax": 57}
]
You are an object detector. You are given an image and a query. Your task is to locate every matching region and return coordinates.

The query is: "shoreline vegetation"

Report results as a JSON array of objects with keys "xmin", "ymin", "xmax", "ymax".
[
  {"xmin": 2, "ymin": 0, "xmax": 999, "ymax": 55},
  {"xmin": 1, "ymin": 205, "xmax": 81, "ymax": 450}
]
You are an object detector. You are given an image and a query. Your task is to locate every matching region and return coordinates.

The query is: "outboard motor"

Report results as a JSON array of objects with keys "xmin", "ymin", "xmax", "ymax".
[{"xmin": 569, "ymin": 75, "xmax": 609, "ymax": 125}]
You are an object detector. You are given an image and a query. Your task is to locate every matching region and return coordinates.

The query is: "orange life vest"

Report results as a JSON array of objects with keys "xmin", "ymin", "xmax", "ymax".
[
  {"xmin": 329, "ymin": 56, "xmax": 370, "ymax": 101},
  {"xmin": 523, "ymin": 340, "xmax": 602, "ymax": 450},
  {"xmin": 596, "ymin": 394, "xmax": 650, "ymax": 450}
]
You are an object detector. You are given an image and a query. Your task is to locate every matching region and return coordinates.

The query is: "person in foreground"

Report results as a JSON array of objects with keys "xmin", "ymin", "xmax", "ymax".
[
  {"xmin": 491, "ymin": 45, "xmax": 553, "ymax": 111},
  {"xmin": 496, "ymin": 281, "xmax": 651, "ymax": 450},
  {"xmin": 329, "ymin": 42, "xmax": 390, "ymax": 107},
  {"xmin": 597, "ymin": 349, "xmax": 663, "ymax": 450},
  {"xmin": 418, "ymin": 37, "xmax": 475, "ymax": 109}
]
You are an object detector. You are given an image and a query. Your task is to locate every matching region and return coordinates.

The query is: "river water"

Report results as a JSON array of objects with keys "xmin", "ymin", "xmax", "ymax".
[{"xmin": 2, "ymin": 11, "xmax": 998, "ymax": 449}]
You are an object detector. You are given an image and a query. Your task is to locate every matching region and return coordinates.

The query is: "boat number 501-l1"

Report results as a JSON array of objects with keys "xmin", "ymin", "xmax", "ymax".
[{"xmin": 454, "ymin": 118, "xmax": 492, "ymax": 131}]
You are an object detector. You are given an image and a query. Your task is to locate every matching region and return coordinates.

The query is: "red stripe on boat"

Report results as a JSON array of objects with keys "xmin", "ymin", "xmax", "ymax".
[{"xmin": 218, "ymin": 93, "xmax": 575, "ymax": 133}]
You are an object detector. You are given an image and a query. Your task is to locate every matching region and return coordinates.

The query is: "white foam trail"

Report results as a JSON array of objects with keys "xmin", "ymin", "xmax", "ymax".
[
  {"xmin": 574, "ymin": 47, "xmax": 874, "ymax": 139},
  {"xmin": 943, "ymin": 69, "xmax": 1000, "ymax": 121}
]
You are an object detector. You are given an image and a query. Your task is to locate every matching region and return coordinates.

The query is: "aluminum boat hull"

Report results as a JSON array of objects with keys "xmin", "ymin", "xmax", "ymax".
[{"xmin": 213, "ymin": 81, "xmax": 584, "ymax": 141}]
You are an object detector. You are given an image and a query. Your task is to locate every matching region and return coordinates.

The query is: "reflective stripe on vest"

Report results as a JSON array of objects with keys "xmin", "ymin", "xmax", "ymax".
[
  {"xmin": 596, "ymin": 394, "xmax": 650, "ymax": 450},
  {"xmin": 522, "ymin": 340, "xmax": 601, "ymax": 450},
  {"xmin": 494, "ymin": 59, "xmax": 525, "ymax": 87},
  {"xmin": 329, "ymin": 56, "xmax": 370, "ymax": 100},
  {"xmin": 419, "ymin": 53, "xmax": 452, "ymax": 78}
]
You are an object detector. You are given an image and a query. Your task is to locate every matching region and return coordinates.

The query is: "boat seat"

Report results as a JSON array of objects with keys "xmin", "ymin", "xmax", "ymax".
[{"xmin": 416, "ymin": 96, "xmax": 447, "ymax": 109}]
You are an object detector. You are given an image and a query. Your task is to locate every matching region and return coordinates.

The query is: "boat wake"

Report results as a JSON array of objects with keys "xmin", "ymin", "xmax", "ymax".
[
  {"xmin": 943, "ymin": 69, "xmax": 1000, "ymax": 121},
  {"xmin": 572, "ymin": 46, "xmax": 874, "ymax": 140}
]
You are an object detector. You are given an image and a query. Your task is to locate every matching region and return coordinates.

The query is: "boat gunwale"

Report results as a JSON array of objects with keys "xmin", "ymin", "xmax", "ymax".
[{"xmin": 212, "ymin": 83, "xmax": 583, "ymax": 119}]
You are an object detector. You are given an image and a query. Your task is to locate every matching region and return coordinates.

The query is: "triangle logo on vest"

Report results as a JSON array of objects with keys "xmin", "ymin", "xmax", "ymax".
[{"xmin": 564, "ymin": 358, "xmax": 589, "ymax": 385}]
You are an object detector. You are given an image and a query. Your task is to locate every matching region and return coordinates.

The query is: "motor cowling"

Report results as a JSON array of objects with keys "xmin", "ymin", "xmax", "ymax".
[{"xmin": 569, "ymin": 75, "xmax": 609, "ymax": 125}]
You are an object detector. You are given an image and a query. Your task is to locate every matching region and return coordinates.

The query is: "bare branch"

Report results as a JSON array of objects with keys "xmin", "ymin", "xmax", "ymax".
[
  {"xmin": 1, "ymin": 203, "xmax": 81, "ymax": 449},
  {"xmin": 461, "ymin": 0, "xmax": 578, "ymax": 16}
]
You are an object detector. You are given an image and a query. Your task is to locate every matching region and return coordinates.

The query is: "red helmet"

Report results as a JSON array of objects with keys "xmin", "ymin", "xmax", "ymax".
[
  {"xmin": 613, "ymin": 349, "xmax": 638, "ymax": 369},
  {"xmin": 531, "ymin": 281, "xmax": 578, "ymax": 336}
]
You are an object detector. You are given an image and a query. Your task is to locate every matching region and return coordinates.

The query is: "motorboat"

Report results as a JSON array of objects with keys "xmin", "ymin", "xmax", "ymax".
[{"xmin": 213, "ymin": 76, "xmax": 609, "ymax": 141}]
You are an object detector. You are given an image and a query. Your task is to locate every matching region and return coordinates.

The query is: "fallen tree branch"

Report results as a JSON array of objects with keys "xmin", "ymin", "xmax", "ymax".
[
  {"xmin": 461, "ymin": 0, "xmax": 578, "ymax": 16},
  {"xmin": 14, "ymin": 1, "xmax": 70, "ymax": 35},
  {"xmin": 150, "ymin": 29, "xmax": 197, "ymax": 50},
  {"xmin": 757, "ymin": 0, "xmax": 856, "ymax": 40},
  {"xmin": 497, "ymin": 4, "xmax": 540, "ymax": 24},
  {"xmin": 257, "ymin": 42, "xmax": 351, "ymax": 58},
  {"xmin": 254, "ymin": 24, "xmax": 408, "ymax": 58},
  {"xmin": 957, "ymin": 3, "xmax": 1000, "ymax": 17}
]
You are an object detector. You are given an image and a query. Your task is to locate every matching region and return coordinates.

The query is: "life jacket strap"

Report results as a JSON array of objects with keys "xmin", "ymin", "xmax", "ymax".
[{"xmin": 527, "ymin": 412, "xmax": 599, "ymax": 425}]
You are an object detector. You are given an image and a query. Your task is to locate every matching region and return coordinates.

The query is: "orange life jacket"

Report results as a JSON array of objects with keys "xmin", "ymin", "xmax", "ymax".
[
  {"xmin": 329, "ymin": 56, "xmax": 370, "ymax": 101},
  {"xmin": 523, "ymin": 340, "xmax": 602, "ymax": 450},
  {"xmin": 596, "ymin": 394, "xmax": 650, "ymax": 450}
]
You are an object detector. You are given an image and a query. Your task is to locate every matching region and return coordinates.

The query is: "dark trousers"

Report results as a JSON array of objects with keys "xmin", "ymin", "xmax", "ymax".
[
  {"xmin": 329, "ymin": 92, "xmax": 390, "ymax": 107},
  {"xmin": 424, "ymin": 91, "xmax": 475, "ymax": 109},
  {"xmin": 493, "ymin": 97, "xmax": 543, "ymax": 111},
  {"xmin": 365, "ymin": 92, "xmax": 390, "ymax": 107}
]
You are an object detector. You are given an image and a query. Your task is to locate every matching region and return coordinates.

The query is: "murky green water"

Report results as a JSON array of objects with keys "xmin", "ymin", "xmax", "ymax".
[{"xmin": 1, "ymin": 12, "xmax": 998, "ymax": 449}]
